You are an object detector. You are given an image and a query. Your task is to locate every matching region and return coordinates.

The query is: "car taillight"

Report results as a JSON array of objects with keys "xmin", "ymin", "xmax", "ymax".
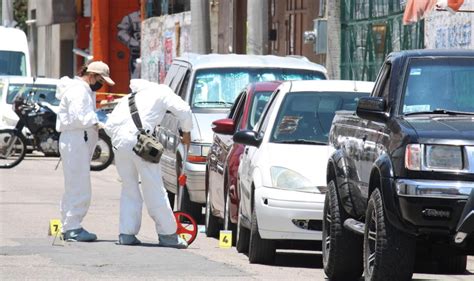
[{"xmin": 187, "ymin": 143, "xmax": 210, "ymax": 163}]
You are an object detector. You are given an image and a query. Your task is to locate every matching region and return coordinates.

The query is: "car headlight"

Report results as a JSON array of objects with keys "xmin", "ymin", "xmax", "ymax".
[
  {"xmin": 405, "ymin": 144, "xmax": 463, "ymax": 171},
  {"xmin": 270, "ymin": 166, "xmax": 317, "ymax": 192}
]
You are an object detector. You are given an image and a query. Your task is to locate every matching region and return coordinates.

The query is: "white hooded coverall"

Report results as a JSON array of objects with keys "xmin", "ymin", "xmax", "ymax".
[
  {"xmin": 105, "ymin": 79, "xmax": 193, "ymax": 236},
  {"xmin": 56, "ymin": 76, "xmax": 99, "ymax": 232}
]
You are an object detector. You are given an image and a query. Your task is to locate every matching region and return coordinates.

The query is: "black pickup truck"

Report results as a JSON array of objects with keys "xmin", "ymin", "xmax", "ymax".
[{"xmin": 323, "ymin": 49, "xmax": 474, "ymax": 281}]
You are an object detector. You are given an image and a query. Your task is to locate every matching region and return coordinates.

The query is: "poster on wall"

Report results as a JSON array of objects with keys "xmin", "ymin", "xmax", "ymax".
[{"xmin": 117, "ymin": 9, "xmax": 142, "ymax": 79}]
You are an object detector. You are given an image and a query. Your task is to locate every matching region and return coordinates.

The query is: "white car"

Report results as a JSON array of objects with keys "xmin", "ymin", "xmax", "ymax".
[
  {"xmin": 0, "ymin": 76, "xmax": 60, "ymax": 128},
  {"xmin": 233, "ymin": 80, "xmax": 375, "ymax": 264}
]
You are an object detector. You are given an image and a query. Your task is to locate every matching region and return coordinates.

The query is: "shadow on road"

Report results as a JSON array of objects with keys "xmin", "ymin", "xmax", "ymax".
[
  {"xmin": 414, "ymin": 259, "xmax": 473, "ymax": 276},
  {"xmin": 274, "ymin": 251, "xmax": 322, "ymax": 269}
]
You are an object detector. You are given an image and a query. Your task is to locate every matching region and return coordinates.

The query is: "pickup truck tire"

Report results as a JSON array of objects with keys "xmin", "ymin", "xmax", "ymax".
[
  {"xmin": 364, "ymin": 189, "xmax": 415, "ymax": 281},
  {"xmin": 322, "ymin": 180, "xmax": 363, "ymax": 281},
  {"xmin": 248, "ymin": 208, "xmax": 276, "ymax": 264},
  {"xmin": 205, "ymin": 190, "xmax": 220, "ymax": 238},
  {"xmin": 438, "ymin": 255, "xmax": 467, "ymax": 274},
  {"xmin": 236, "ymin": 197, "xmax": 250, "ymax": 253}
]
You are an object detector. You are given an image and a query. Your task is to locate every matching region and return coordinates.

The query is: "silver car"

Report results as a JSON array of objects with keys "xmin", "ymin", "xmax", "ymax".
[{"xmin": 159, "ymin": 53, "xmax": 328, "ymax": 220}]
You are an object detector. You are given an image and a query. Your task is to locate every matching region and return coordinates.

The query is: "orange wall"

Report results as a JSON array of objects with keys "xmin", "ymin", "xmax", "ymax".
[{"xmin": 91, "ymin": 0, "xmax": 140, "ymax": 94}]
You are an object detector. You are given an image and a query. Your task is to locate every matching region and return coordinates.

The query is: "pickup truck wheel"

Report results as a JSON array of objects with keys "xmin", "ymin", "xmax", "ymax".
[
  {"xmin": 236, "ymin": 197, "xmax": 250, "ymax": 253},
  {"xmin": 248, "ymin": 208, "xmax": 276, "ymax": 264},
  {"xmin": 364, "ymin": 189, "xmax": 415, "ymax": 281},
  {"xmin": 438, "ymin": 255, "xmax": 467, "ymax": 274},
  {"xmin": 322, "ymin": 180, "xmax": 363, "ymax": 281},
  {"xmin": 205, "ymin": 190, "xmax": 220, "ymax": 238}
]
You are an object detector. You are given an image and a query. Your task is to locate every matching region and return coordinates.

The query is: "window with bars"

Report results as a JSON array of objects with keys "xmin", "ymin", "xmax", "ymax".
[{"xmin": 340, "ymin": 0, "xmax": 424, "ymax": 81}]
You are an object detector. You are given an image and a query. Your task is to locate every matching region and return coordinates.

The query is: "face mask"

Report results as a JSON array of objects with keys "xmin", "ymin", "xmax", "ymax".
[{"xmin": 90, "ymin": 81, "xmax": 103, "ymax": 91}]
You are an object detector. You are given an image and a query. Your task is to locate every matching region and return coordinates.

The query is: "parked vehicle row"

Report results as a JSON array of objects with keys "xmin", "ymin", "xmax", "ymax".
[
  {"xmin": 206, "ymin": 80, "xmax": 373, "ymax": 263},
  {"xmin": 160, "ymin": 53, "xmax": 328, "ymax": 221}
]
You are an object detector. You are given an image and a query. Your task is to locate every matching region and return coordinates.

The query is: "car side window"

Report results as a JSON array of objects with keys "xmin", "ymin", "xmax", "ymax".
[
  {"xmin": 372, "ymin": 62, "xmax": 391, "ymax": 107},
  {"xmin": 177, "ymin": 69, "xmax": 190, "ymax": 100},
  {"xmin": 233, "ymin": 94, "xmax": 247, "ymax": 129},
  {"xmin": 170, "ymin": 66, "xmax": 187, "ymax": 94},
  {"xmin": 164, "ymin": 64, "xmax": 179, "ymax": 86},
  {"xmin": 256, "ymin": 89, "xmax": 280, "ymax": 135},
  {"xmin": 228, "ymin": 91, "xmax": 244, "ymax": 118}
]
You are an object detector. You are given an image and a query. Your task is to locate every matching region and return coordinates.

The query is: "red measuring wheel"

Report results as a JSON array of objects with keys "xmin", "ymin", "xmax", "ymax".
[{"xmin": 174, "ymin": 211, "xmax": 198, "ymax": 246}]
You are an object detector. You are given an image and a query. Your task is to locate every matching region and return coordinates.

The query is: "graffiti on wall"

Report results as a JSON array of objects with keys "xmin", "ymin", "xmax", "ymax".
[
  {"xmin": 425, "ymin": 2, "xmax": 474, "ymax": 49},
  {"xmin": 141, "ymin": 12, "xmax": 192, "ymax": 83}
]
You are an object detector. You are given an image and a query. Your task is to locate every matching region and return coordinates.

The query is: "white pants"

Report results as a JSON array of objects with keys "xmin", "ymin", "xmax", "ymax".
[
  {"xmin": 59, "ymin": 128, "xmax": 98, "ymax": 231},
  {"xmin": 115, "ymin": 147, "xmax": 177, "ymax": 236}
]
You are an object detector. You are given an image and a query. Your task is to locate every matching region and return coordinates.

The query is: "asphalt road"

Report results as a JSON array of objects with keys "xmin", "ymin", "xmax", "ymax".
[{"xmin": 1, "ymin": 155, "xmax": 473, "ymax": 280}]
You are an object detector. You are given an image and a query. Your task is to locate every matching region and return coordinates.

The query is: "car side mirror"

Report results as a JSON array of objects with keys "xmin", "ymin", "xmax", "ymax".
[
  {"xmin": 211, "ymin": 118, "xmax": 235, "ymax": 135},
  {"xmin": 356, "ymin": 97, "xmax": 388, "ymax": 123},
  {"xmin": 233, "ymin": 130, "xmax": 262, "ymax": 147}
]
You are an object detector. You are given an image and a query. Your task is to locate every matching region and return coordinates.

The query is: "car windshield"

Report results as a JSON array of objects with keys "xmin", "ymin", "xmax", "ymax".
[
  {"xmin": 402, "ymin": 58, "xmax": 474, "ymax": 115},
  {"xmin": 0, "ymin": 51, "xmax": 27, "ymax": 76},
  {"xmin": 270, "ymin": 91, "xmax": 370, "ymax": 144},
  {"xmin": 191, "ymin": 68, "xmax": 325, "ymax": 108},
  {"xmin": 7, "ymin": 83, "xmax": 58, "ymax": 106},
  {"xmin": 248, "ymin": 91, "xmax": 273, "ymax": 129}
]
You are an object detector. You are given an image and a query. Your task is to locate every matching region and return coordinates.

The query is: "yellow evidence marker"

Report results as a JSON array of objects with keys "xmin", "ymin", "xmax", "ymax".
[
  {"xmin": 219, "ymin": 230, "xmax": 232, "ymax": 248},
  {"xmin": 48, "ymin": 219, "xmax": 62, "ymax": 236}
]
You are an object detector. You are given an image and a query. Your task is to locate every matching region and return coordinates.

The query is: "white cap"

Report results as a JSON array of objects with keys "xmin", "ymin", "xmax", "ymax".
[{"xmin": 86, "ymin": 61, "xmax": 115, "ymax": 86}]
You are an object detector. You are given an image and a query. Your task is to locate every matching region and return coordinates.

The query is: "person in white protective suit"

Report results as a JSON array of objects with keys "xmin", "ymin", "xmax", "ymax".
[
  {"xmin": 56, "ymin": 61, "xmax": 115, "ymax": 242},
  {"xmin": 105, "ymin": 79, "xmax": 192, "ymax": 248}
]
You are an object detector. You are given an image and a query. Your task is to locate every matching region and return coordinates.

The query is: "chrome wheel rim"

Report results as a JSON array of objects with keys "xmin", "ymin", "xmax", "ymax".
[{"xmin": 322, "ymin": 203, "xmax": 332, "ymax": 267}]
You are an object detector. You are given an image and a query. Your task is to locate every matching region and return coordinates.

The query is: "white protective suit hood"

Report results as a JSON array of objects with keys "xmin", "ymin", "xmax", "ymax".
[
  {"xmin": 56, "ymin": 76, "xmax": 78, "ymax": 100},
  {"xmin": 129, "ymin": 78, "xmax": 154, "ymax": 94}
]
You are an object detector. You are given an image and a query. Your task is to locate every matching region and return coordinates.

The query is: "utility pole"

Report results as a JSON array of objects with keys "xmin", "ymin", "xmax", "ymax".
[
  {"xmin": 2, "ymin": 0, "xmax": 15, "ymax": 27},
  {"xmin": 247, "ymin": 0, "xmax": 268, "ymax": 55},
  {"xmin": 326, "ymin": 0, "xmax": 341, "ymax": 79},
  {"xmin": 191, "ymin": 0, "xmax": 211, "ymax": 54}
]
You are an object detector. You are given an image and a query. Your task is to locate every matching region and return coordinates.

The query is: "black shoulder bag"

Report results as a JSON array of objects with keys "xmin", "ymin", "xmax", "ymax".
[{"xmin": 128, "ymin": 92, "xmax": 164, "ymax": 163}]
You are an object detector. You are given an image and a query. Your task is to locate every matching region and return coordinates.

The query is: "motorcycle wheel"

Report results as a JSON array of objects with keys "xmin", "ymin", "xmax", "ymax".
[
  {"xmin": 90, "ymin": 130, "xmax": 114, "ymax": 171},
  {"xmin": 0, "ymin": 129, "xmax": 27, "ymax": 169}
]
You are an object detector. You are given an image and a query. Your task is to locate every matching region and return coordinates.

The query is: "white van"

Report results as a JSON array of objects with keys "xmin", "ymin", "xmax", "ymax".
[{"xmin": 0, "ymin": 26, "xmax": 31, "ymax": 76}]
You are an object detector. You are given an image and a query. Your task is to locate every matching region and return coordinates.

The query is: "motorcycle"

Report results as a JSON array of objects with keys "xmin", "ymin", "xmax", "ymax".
[{"xmin": 0, "ymin": 91, "xmax": 114, "ymax": 170}]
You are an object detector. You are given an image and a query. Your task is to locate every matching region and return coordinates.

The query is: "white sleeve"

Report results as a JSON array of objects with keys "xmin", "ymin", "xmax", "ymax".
[{"xmin": 160, "ymin": 87, "xmax": 193, "ymax": 132}]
